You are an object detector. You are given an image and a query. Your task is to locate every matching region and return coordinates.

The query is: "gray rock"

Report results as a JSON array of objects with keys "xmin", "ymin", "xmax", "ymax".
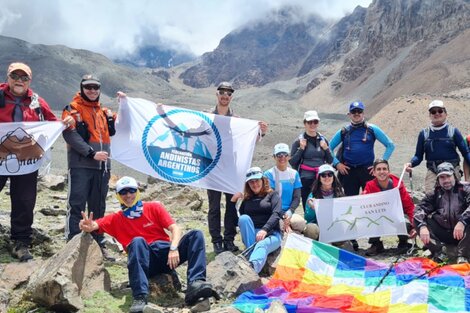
[
  {"xmin": 39, "ymin": 207, "xmax": 67, "ymax": 216},
  {"xmin": 0, "ymin": 287, "xmax": 9, "ymax": 312},
  {"xmin": 1, "ymin": 261, "xmax": 43, "ymax": 290},
  {"xmin": 143, "ymin": 303, "xmax": 165, "ymax": 313},
  {"xmin": 25, "ymin": 233, "xmax": 111, "ymax": 312},
  {"xmin": 38, "ymin": 174, "xmax": 66, "ymax": 191},
  {"xmin": 206, "ymin": 251, "xmax": 262, "ymax": 298},
  {"xmin": 266, "ymin": 299, "xmax": 288, "ymax": 313}
]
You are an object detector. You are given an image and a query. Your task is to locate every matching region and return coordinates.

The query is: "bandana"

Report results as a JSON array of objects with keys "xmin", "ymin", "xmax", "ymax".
[{"xmin": 116, "ymin": 191, "xmax": 144, "ymax": 219}]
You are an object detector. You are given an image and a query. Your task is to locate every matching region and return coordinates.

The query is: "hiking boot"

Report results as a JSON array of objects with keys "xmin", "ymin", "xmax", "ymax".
[
  {"xmin": 190, "ymin": 298, "xmax": 211, "ymax": 313},
  {"xmin": 213, "ymin": 242, "xmax": 224, "ymax": 255},
  {"xmin": 129, "ymin": 294, "xmax": 147, "ymax": 313},
  {"xmin": 170, "ymin": 270, "xmax": 182, "ymax": 291},
  {"xmin": 396, "ymin": 241, "xmax": 412, "ymax": 254},
  {"xmin": 100, "ymin": 245, "xmax": 116, "ymax": 262},
  {"xmin": 365, "ymin": 241, "xmax": 384, "ymax": 256},
  {"xmin": 351, "ymin": 240, "xmax": 359, "ymax": 251},
  {"xmin": 457, "ymin": 257, "xmax": 469, "ymax": 264},
  {"xmin": 12, "ymin": 242, "xmax": 33, "ymax": 262},
  {"xmin": 185, "ymin": 280, "xmax": 219, "ymax": 306},
  {"xmin": 432, "ymin": 251, "xmax": 448, "ymax": 263},
  {"xmin": 223, "ymin": 241, "xmax": 239, "ymax": 252}
]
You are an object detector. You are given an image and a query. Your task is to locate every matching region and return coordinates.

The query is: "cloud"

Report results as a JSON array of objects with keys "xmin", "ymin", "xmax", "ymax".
[{"xmin": 0, "ymin": 0, "xmax": 372, "ymax": 58}]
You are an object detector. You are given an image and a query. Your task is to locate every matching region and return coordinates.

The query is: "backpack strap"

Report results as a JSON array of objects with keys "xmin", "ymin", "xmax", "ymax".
[{"xmin": 0, "ymin": 90, "xmax": 4, "ymax": 108}]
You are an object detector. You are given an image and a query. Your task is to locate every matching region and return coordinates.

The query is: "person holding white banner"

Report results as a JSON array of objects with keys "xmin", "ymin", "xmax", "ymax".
[
  {"xmin": 363, "ymin": 159, "xmax": 416, "ymax": 256},
  {"xmin": 237, "ymin": 167, "xmax": 282, "ymax": 273},
  {"xmin": 207, "ymin": 82, "xmax": 268, "ymax": 255},
  {"xmin": 0, "ymin": 62, "xmax": 74, "ymax": 262},
  {"xmin": 414, "ymin": 162, "xmax": 470, "ymax": 264}
]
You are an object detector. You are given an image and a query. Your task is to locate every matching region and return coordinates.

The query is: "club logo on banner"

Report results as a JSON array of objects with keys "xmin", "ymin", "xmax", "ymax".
[
  {"xmin": 315, "ymin": 188, "xmax": 407, "ymax": 243},
  {"xmin": 141, "ymin": 108, "xmax": 222, "ymax": 183},
  {"xmin": 0, "ymin": 122, "xmax": 64, "ymax": 176}
]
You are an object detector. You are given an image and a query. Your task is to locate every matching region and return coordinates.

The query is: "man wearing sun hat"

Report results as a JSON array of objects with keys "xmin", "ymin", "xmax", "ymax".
[
  {"xmin": 62, "ymin": 74, "xmax": 118, "ymax": 260},
  {"xmin": 405, "ymin": 100, "xmax": 470, "ymax": 194},
  {"xmin": 79, "ymin": 176, "xmax": 219, "ymax": 312},
  {"xmin": 415, "ymin": 162, "xmax": 470, "ymax": 264},
  {"xmin": 0, "ymin": 62, "xmax": 74, "ymax": 262}
]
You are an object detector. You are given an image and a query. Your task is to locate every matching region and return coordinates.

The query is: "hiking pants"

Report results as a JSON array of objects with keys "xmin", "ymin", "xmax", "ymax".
[
  {"xmin": 300, "ymin": 177, "xmax": 315, "ymax": 211},
  {"xmin": 425, "ymin": 217, "xmax": 470, "ymax": 258},
  {"xmin": 65, "ymin": 168, "xmax": 109, "ymax": 244},
  {"xmin": 238, "ymin": 214, "xmax": 281, "ymax": 273},
  {"xmin": 0, "ymin": 171, "xmax": 38, "ymax": 245},
  {"xmin": 127, "ymin": 230, "xmax": 206, "ymax": 297},
  {"xmin": 207, "ymin": 189, "xmax": 238, "ymax": 243},
  {"xmin": 338, "ymin": 166, "xmax": 374, "ymax": 196}
]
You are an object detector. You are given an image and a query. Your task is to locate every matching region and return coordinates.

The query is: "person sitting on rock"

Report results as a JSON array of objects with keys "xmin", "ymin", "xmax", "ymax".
[
  {"xmin": 78, "ymin": 176, "xmax": 218, "ymax": 312},
  {"xmin": 362, "ymin": 159, "xmax": 416, "ymax": 256},
  {"xmin": 414, "ymin": 162, "xmax": 470, "ymax": 264},
  {"xmin": 235, "ymin": 167, "xmax": 283, "ymax": 273}
]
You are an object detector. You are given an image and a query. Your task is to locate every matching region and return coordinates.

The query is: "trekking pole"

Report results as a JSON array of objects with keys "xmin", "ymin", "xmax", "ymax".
[
  {"xmin": 240, "ymin": 242, "xmax": 257, "ymax": 259},
  {"xmin": 409, "ymin": 171, "xmax": 414, "ymax": 198},
  {"xmin": 373, "ymin": 255, "xmax": 403, "ymax": 292}
]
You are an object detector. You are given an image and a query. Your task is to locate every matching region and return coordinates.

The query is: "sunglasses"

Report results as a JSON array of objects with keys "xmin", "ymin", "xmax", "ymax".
[
  {"xmin": 319, "ymin": 172, "xmax": 334, "ymax": 178},
  {"xmin": 246, "ymin": 170, "xmax": 262, "ymax": 179},
  {"xmin": 9, "ymin": 73, "xmax": 30, "ymax": 82},
  {"xmin": 305, "ymin": 120, "xmax": 319, "ymax": 125},
  {"xmin": 275, "ymin": 152, "xmax": 289, "ymax": 158},
  {"xmin": 350, "ymin": 109, "xmax": 364, "ymax": 114},
  {"xmin": 83, "ymin": 85, "xmax": 100, "ymax": 91},
  {"xmin": 430, "ymin": 109, "xmax": 444, "ymax": 115},
  {"xmin": 218, "ymin": 90, "xmax": 233, "ymax": 96},
  {"xmin": 118, "ymin": 188, "xmax": 137, "ymax": 195}
]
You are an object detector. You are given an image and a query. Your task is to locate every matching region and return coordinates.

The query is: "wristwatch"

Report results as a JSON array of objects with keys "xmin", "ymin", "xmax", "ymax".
[{"xmin": 170, "ymin": 245, "xmax": 178, "ymax": 251}]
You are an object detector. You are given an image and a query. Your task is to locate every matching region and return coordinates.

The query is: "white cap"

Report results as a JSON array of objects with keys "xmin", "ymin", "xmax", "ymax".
[
  {"xmin": 318, "ymin": 164, "xmax": 335, "ymax": 175},
  {"xmin": 273, "ymin": 143, "xmax": 290, "ymax": 156},
  {"xmin": 116, "ymin": 176, "xmax": 138, "ymax": 192},
  {"xmin": 245, "ymin": 167, "xmax": 263, "ymax": 182},
  {"xmin": 428, "ymin": 100, "xmax": 445, "ymax": 111},
  {"xmin": 303, "ymin": 110, "xmax": 320, "ymax": 122}
]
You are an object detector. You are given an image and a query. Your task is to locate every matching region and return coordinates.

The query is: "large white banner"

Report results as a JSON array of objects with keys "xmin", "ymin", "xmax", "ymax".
[
  {"xmin": 315, "ymin": 188, "xmax": 408, "ymax": 243},
  {"xmin": 0, "ymin": 122, "xmax": 64, "ymax": 175},
  {"xmin": 111, "ymin": 97, "xmax": 260, "ymax": 194}
]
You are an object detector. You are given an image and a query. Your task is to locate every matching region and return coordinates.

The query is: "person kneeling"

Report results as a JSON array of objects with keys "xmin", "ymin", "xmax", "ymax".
[
  {"xmin": 414, "ymin": 163, "xmax": 470, "ymax": 264},
  {"xmin": 79, "ymin": 176, "xmax": 217, "ymax": 312}
]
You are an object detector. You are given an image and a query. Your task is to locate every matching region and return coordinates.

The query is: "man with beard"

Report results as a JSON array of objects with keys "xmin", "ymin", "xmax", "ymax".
[{"xmin": 414, "ymin": 162, "xmax": 470, "ymax": 264}]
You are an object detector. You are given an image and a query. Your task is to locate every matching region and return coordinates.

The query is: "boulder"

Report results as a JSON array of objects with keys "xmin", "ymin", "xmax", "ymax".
[
  {"xmin": 25, "ymin": 233, "xmax": 110, "ymax": 312},
  {"xmin": 206, "ymin": 251, "xmax": 262, "ymax": 298},
  {"xmin": 0, "ymin": 287, "xmax": 9, "ymax": 312},
  {"xmin": 1, "ymin": 261, "xmax": 43, "ymax": 291},
  {"xmin": 38, "ymin": 174, "xmax": 66, "ymax": 191}
]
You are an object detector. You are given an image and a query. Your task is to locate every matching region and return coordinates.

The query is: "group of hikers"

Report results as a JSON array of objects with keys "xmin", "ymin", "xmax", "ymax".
[{"xmin": 1, "ymin": 61, "xmax": 470, "ymax": 312}]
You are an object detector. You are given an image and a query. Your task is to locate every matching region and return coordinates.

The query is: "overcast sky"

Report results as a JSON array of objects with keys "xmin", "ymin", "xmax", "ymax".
[{"xmin": 0, "ymin": 0, "xmax": 372, "ymax": 58}]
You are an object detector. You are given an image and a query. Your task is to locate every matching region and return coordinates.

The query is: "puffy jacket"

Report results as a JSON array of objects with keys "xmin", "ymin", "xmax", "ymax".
[
  {"xmin": 0, "ymin": 83, "xmax": 57, "ymax": 122},
  {"xmin": 414, "ymin": 182, "xmax": 470, "ymax": 230},
  {"xmin": 62, "ymin": 93, "xmax": 116, "ymax": 170},
  {"xmin": 363, "ymin": 174, "xmax": 415, "ymax": 224}
]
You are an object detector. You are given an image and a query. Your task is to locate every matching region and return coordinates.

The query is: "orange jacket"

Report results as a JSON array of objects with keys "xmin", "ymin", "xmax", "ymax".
[{"xmin": 62, "ymin": 93, "xmax": 116, "ymax": 169}]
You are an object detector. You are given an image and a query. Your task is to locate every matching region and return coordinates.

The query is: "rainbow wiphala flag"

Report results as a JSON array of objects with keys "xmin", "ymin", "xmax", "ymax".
[{"xmin": 233, "ymin": 233, "xmax": 470, "ymax": 312}]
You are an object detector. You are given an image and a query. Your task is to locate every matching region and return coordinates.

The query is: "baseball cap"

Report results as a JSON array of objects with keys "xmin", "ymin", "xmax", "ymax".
[
  {"xmin": 428, "ymin": 100, "xmax": 445, "ymax": 111},
  {"xmin": 303, "ymin": 110, "xmax": 320, "ymax": 122},
  {"xmin": 245, "ymin": 167, "xmax": 263, "ymax": 182},
  {"xmin": 273, "ymin": 143, "xmax": 290, "ymax": 156},
  {"xmin": 81, "ymin": 74, "xmax": 101, "ymax": 86},
  {"xmin": 349, "ymin": 101, "xmax": 365, "ymax": 112},
  {"xmin": 318, "ymin": 164, "xmax": 335, "ymax": 175},
  {"xmin": 116, "ymin": 176, "xmax": 138, "ymax": 192},
  {"xmin": 7, "ymin": 62, "xmax": 32, "ymax": 79},
  {"xmin": 436, "ymin": 162, "xmax": 454, "ymax": 177},
  {"xmin": 217, "ymin": 81, "xmax": 234, "ymax": 92}
]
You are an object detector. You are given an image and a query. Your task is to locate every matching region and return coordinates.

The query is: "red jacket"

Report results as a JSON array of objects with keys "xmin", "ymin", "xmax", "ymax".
[
  {"xmin": 363, "ymin": 174, "xmax": 415, "ymax": 225},
  {"xmin": 0, "ymin": 83, "xmax": 57, "ymax": 122}
]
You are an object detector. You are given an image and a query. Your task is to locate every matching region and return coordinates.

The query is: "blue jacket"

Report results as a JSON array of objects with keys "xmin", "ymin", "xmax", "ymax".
[{"xmin": 329, "ymin": 123, "xmax": 395, "ymax": 167}]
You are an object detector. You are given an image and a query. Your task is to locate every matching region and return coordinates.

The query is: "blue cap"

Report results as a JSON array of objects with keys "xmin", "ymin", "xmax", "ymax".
[{"xmin": 349, "ymin": 101, "xmax": 365, "ymax": 112}]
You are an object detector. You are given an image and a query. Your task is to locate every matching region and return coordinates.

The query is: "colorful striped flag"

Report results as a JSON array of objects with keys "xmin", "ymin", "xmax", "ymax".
[{"xmin": 233, "ymin": 233, "xmax": 470, "ymax": 312}]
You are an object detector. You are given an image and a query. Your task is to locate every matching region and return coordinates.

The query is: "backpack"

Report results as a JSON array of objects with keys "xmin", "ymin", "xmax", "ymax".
[
  {"xmin": 422, "ymin": 125, "xmax": 455, "ymax": 152},
  {"xmin": 0, "ymin": 89, "xmax": 44, "ymax": 121},
  {"xmin": 335, "ymin": 123, "xmax": 375, "ymax": 163}
]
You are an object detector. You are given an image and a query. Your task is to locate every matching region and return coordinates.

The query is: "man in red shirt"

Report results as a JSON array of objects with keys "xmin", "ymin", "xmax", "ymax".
[
  {"xmin": 363, "ymin": 159, "xmax": 416, "ymax": 256},
  {"xmin": 79, "ymin": 176, "xmax": 217, "ymax": 312},
  {"xmin": 0, "ymin": 62, "xmax": 73, "ymax": 262}
]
